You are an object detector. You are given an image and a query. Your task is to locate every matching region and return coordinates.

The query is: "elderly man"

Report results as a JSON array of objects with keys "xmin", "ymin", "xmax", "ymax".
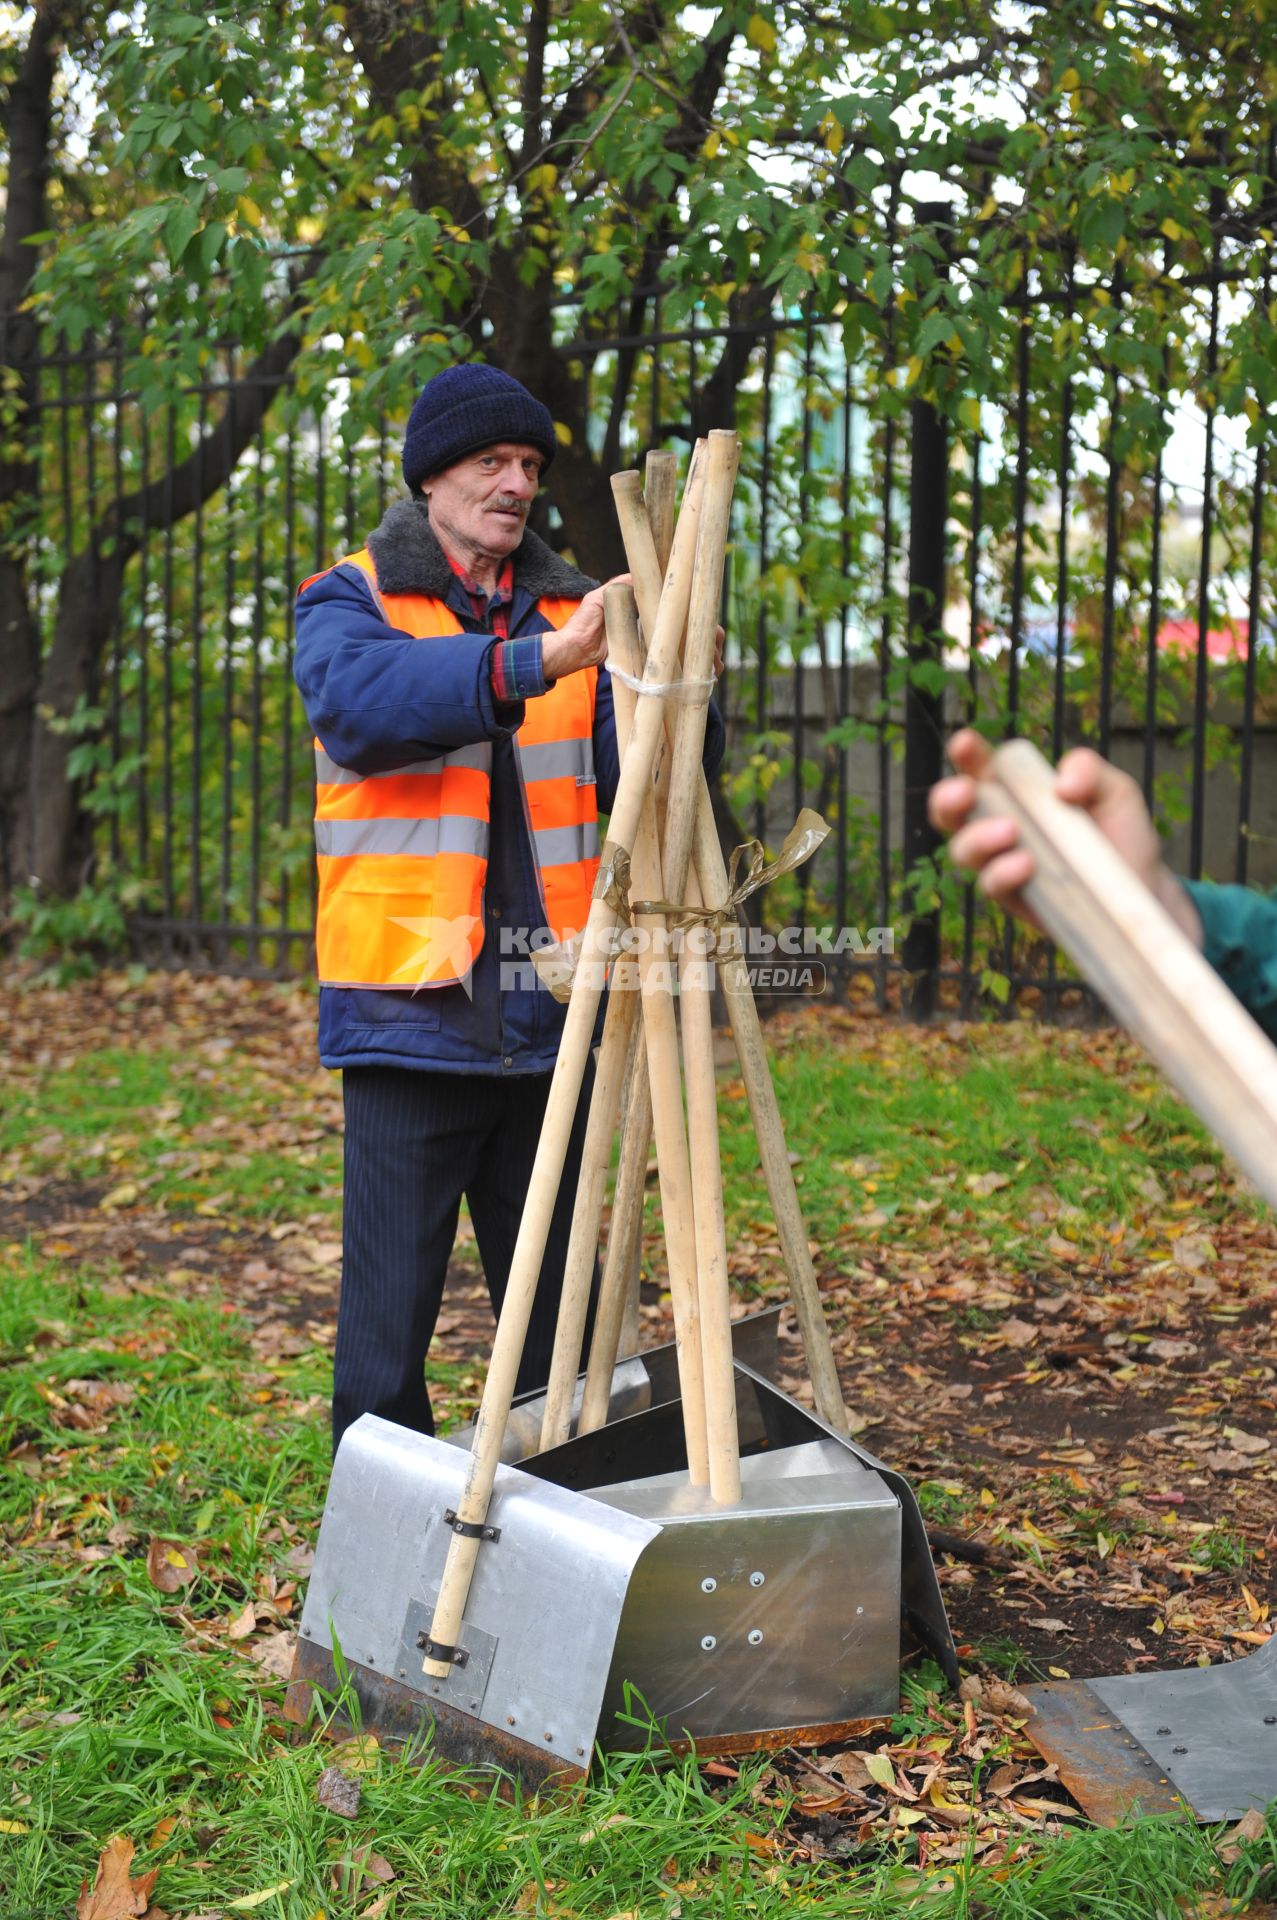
[{"xmin": 295, "ymin": 364, "xmax": 723, "ymax": 1451}]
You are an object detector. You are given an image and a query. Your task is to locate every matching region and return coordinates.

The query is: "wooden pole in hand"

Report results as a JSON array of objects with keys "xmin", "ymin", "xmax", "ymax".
[
  {"xmin": 973, "ymin": 738, "xmax": 1277, "ymax": 1213},
  {"xmin": 611, "ymin": 477, "xmax": 852, "ymax": 1437},
  {"xmin": 421, "ymin": 445, "xmax": 709, "ymax": 1679}
]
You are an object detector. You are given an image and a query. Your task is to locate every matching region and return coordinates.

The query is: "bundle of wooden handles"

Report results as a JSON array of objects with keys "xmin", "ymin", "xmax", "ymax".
[{"xmin": 421, "ymin": 432, "xmax": 850, "ymax": 1680}]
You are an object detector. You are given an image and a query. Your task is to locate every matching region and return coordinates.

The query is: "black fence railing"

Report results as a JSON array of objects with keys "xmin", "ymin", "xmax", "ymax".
[{"xmin": 3, "ymin": 191, "xmax": 1274, "ymax": 1014}]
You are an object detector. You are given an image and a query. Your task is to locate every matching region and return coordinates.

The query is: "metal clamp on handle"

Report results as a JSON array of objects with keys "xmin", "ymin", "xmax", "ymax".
[
  {"xmin": 444, "ymin": 1507, "xmax": 501, "ymax": 1543},
  {"xmin": 416, "ymin": 1630, "xmax": 469, "ymax": 1669}
]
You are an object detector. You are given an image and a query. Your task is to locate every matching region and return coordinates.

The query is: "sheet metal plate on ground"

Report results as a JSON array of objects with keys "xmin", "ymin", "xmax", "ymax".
[{"xmin": 1023, "ymin": 1633, "xmax": 1277, "ymax": 1824}]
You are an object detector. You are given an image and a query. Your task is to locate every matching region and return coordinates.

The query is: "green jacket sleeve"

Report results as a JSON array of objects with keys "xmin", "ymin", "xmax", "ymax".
[{"xmin": 1180, "ymin": 879, "xmax": 1277, "ymax": 1044}]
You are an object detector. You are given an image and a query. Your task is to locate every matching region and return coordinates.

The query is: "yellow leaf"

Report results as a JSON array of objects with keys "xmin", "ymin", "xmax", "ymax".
[
  {"xmin": 863, "ymin": 1751, "xmax": 895, "ymax": 1790},
  {"xmin": 553, "ymin": 420, "xmax": 572, "ymax": 447},
  {"xmin": 0, "ymin": 1818, "xmax": 29, "ymax": 1833},
  {"xmin": 702, "ymin": 129, "xmax": 721, "ymax": 160},
  {"xmin": 525, "ymin": 163, "xmax": 558, "ymax": 197},
  {"xmin": 746, "ymin": 12, "xmax": 777, "ymax": 53},
  {"xmin": 1161, "ymin": 217, "xmax": 1185, "ymax": 241},
  {"xmin": 237, "ymin": 196, "xmax": 263, "ymax": 229},
  {"xmin": 978, "ymin": 194, "xmax": 998, "ymax": 220},
  {"xmin": 1060, "ymin": 65, "xmax": 1080, "ymax": 89},
  {"xmin": 1048, "ymin": 1665, "xmax": 1070, "ymax": 1678},
  {"xmin": 228, "ymin": 1883, "xmax": 293, "ymax": 1912},
  {"xmin": 331, "ymin": 1734, "xmax": 380, "ymax": 1773}
]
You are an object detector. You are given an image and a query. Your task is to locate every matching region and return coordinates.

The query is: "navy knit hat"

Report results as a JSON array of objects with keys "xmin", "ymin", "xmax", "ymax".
[{"xmin": 402, "ymin": 365, "xmax": 556, "ymax": 492}]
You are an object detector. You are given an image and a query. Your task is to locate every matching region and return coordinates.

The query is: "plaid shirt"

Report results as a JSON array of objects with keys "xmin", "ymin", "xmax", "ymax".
[{"xmin": 444, "ymin": 553, "xmax": 550, "ymax": 708}]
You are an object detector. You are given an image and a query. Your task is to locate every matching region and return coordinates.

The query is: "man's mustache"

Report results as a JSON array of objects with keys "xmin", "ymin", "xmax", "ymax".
[{"xmin": 490, "ymin": 496, "xmax": 528, "ymax": 513}]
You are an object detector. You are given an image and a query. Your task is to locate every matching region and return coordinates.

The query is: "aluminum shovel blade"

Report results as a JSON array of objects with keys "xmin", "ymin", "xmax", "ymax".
[{"xmin": 285, "ymin": 1414, "xmax": 660, "ymax": 1788}]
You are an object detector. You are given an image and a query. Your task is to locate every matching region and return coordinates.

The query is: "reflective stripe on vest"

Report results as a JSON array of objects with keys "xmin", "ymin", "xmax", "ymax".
[{"xmin": 309, "ymin": 551, "xmax": 598, "ymax": 989}]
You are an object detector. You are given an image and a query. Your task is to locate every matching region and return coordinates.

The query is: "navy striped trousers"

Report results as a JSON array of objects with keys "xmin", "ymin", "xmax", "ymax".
[{"xmin": 334, "ymin": 1064, "xmax": 597, "ymax": 1453}]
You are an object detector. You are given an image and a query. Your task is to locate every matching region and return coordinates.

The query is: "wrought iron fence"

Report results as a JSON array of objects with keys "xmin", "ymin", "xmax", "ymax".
[{"xmin": 5, "ymin": 189, "xmax": 1275, "ymax": 1015}]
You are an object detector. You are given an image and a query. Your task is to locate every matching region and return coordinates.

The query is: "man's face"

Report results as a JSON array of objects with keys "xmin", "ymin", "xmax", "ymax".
[{"xmin": 422, "ymin": 442, "xmax": 545, "ymax": 566}]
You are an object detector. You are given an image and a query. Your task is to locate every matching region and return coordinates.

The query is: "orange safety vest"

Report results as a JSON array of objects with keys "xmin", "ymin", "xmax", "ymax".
[{"xmin": 310, "ymin": 549, "xmax": 599, "ymax": 990}]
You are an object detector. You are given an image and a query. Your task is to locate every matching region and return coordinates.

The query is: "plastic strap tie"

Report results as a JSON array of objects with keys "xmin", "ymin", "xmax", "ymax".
[{"xmin": 603, "ymin": 656, "xmax": 714, "ymax": 705}]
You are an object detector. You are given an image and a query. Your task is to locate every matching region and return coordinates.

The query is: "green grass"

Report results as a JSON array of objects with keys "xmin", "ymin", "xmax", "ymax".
[
  {"xmin": 0, "ymin": 1040, "xmax": 343, "ymax": 1227},
  {"xmin": 717, "ymin": 1021, "xmax": 1244, "ymax": 1282},
  {"xmin": 3, "ymin": 1246, "xmax": 1276, "ymax": 1919}
]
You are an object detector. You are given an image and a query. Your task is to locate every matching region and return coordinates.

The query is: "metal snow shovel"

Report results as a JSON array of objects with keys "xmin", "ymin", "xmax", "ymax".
[
  {"xmin": 968, "ymin": 739, "xmax": 1277, "ymax": 1820},
  {"xmin": 286, "ymin": 1312, "xmax": 958, "ymax": 1784}
]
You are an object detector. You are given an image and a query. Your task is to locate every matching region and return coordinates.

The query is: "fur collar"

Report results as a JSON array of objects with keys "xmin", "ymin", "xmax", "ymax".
[{"xmin": 365, "ymin": 498, "xmax": 597, "ymax": 600}]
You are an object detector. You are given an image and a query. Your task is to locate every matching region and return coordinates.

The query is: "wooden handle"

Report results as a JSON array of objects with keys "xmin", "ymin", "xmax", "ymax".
[
  {"xmin": 537, "ymin": 969, "xmax": 640, "ymax": 1453},
  {"xmin": 976, "ymin": 739, "xmax": 1277, "ymax": 1214},
  {"xmin": 645, "ymin": 449, "xmax": 677, "ymax": 574},
  {"xmin": 680, "ymin": 864, "xmax": 742, "ymax": 1503},
  {"xmin": 422, "ymin": 445, "xmax": 709, "ymax": 1677},
  {"xmin": 659, "ymin": 431, "xmax": 738, "ymax": 905},
  {"xmin": 580, "ymin": 1027, "xmax": 653, "ymax": 1430}
]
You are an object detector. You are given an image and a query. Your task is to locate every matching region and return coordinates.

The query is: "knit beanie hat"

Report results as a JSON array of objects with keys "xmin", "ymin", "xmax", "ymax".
[{"xmin": 402, "ymin": 365, "xmax": 557, "ymax": 492}]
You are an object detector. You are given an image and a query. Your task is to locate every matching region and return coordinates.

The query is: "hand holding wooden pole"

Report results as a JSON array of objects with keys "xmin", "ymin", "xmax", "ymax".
[{"xmin": 973, "ymin": 738, "xmax": 1277, "ymax": 1213}]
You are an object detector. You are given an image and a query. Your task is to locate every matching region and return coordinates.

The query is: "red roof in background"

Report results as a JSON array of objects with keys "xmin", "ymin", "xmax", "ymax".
[{"xmin": 1156, "ymin": 617, "xmax": 1249, "ymax": 660}]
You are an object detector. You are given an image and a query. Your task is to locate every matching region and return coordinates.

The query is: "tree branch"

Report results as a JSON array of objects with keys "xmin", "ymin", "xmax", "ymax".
[{"xmin": 520, "ymin": 0, "xmax": 550, "ymax": 165}]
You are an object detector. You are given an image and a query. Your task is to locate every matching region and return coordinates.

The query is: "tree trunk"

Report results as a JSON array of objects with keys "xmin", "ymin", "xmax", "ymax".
[
  {"xmin": 21, "ymin": 546, "xmax": 127, "ymax": 894},
  {"xmin": 0, "ymin": 3, "xmax": 81, "ymax": 897}
]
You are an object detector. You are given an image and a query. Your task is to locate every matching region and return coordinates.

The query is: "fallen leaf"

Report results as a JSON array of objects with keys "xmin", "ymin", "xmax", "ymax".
[
  {"xmin": 99, "ymin": 1183, "xmax": 140, "ymax": 1212},
  {"xmin": 966, "ymin": 1171, "xmax": 1011, "ymax": 1196},
  {"xmin": 1223, "ymin": 1426, "xmax": 1270, "ymax": 1456},
  {"xmin": 579, "ymin": 1814, "xmax": 634, "ymax": 1844},
  {"xmin": 1216, "ymin": 1805, "xmax": 1268, "ymax": 1864},
  {"xmin": 332, "ymin": 1844, "xmax": 395, "ymax": 1895},
  {"xmin": 826, "ymin": 1751, "xmax": 875, "ymax": 1792},
  {"xmin": 226, "ymin": 1883, "xmax": 293, "ymax": 1912},
  {"xmin": 330, "ymin": 1734, "xmax": 380, "ymax": 1774},
  {"xmin": 861, "ymin": 1751, "xmax": 896, "ymax": 1791},
  {"xmin": 226, "ymin": 1600, "xmax": 258, "ymax": 1642},
  {"xmin": 0, "ymin": 1818, "xmax": 30, "ymax": 1834},
  {"xmin": 76, "ymin": 1834, "xmax": 157, "ymax": 1920},
  {"xmin": 1172, "ymin": 1234, "xmax": 1216, "ymax": 1270},
  {"xmin": 145, "ymin": 1539, "xmax": 198, "ymax": 1593},
  {"xmin": 247, "ymin": 1631, "xmax": 297, "ymax": 1681},
  {"xmin": 316, "ymin": 1767, "xmax": 361, "ymax": 1819},
  {"xmin": 1026, "ymin": 1617, "xmax": 1070, "ymax": 1634}
]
